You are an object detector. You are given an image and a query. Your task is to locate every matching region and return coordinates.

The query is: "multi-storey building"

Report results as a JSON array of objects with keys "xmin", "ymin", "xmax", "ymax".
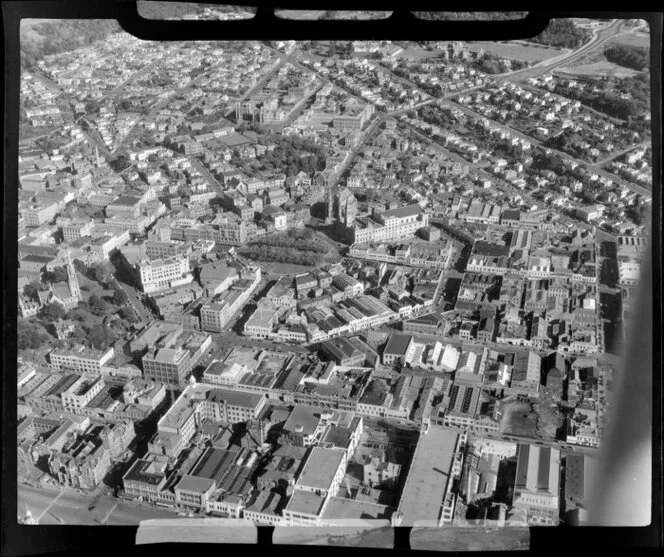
[
  {"xmin": 49, "ymin": 346, "xmax": 115, "ymax": 375},
  {"xmin": 60, "ymin": 375, "xmax": 106, "ymax": 413},
  {"xmin": 511, "ymin": 444, "xmax": 561, "ymax": 525},
  {"xmin": 351, "ymin": 204, "xmax": 429, "ymax": 244},
  {"xmin": 198, "ymin": 388, "xmax": 266, "ymax": 424},
  {"xmin": 135, "ymin": 257, "xmax": 193, "ymax": 294}
]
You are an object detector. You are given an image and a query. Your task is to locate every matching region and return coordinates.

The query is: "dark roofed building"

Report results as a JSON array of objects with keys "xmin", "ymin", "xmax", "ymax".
[
  {"xmin": 382, "ymin": 333, "xmax": 414, "ymax": 366},
  {"xmin": 320, "ymin": 337, "xmax": 365, "ymax": 367},
  {"xmin": 403, "ymin": 312, "xmax": 443, "ymax": 336}
]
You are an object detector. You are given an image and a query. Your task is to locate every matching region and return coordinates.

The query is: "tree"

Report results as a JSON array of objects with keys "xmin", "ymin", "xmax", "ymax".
[
  {"xmin": 112, "ymin": 288, "xmax": 129, "ymax": 305},
  {"xmin": 40, "ymin": 302, "xmax": 66, "ymax": 322},
  {"xmin": 87, "ymin": 262, "xmax": 107, "ymax": 283},
  {"xmin": 17, "ymin": 319, "xmax": 49, "ymax": 350},
  {"xmin": 88, "ymin": 294, "xmax": 108, "ymax": 316},
  {"xmin": 118, "ymin": 306, "xmax": 138, "ymax": 324},
  {"xmin": 87, "ymin": 323, "xmax": 115, "ymax": 350},
  {"xmin": 23, "ymin": 280, "xmax": 44, "ymax": 300},
  {"xmin": 66, "ymin": 305, "xmax": 92, "ymax": 322},
  {"xmin": 604, "ymin": 44, "xmax": 649, "ymax": 71},
  {"xmin": 43, "ymin": 266, "xmax": 69, "ymax": 284}
]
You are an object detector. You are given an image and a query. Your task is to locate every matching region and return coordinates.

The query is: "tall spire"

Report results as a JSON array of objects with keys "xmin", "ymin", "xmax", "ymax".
[
  {"xmin": 95, "ymin": 145, "xmax": 100, "ymax": 168},
  {"xmin": 327, "ymin": 182, "xmax": 334, "ymax": 223},
  {"xmin": 66, "ymin": 248, "xmax": 81, "ymax": 302}
]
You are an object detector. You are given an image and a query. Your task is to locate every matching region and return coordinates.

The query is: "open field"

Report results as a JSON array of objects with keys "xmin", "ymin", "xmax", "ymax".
[
  {"xmin": 137, "ymin": 519, "xmax": 257, "ymax": 544},
  {"xmin": 556, "ymin": 61, "xmax": 641, "ymax": 79},
  {"xmin": 274, "ymin": 524, "xmax": 394, "ymax": 547},
  {"xmin": 500, "ymin": 400, "xmax": 539, "ymax": 438},
  {"xmin": 556, "ymin": 30, "xmax": 650, "ymax": 79},
  {"xmin": 608, "ymin": 32, "xmax": 650, "ymax": 48},
  {"xmin": 468, "ymin": 41, "xmax": 568, "ymax": 62},
  {"xmin": 410, "ymin": 525, "xmax": 530, "ymax": 551},
  {"xmin": 396, "ymin": 48, "xmax": 446, "ymax": 61}
]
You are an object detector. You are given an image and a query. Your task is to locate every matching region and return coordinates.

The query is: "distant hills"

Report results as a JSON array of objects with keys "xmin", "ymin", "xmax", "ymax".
[{"xmin": 20, "ymin": 20, "xmax": 121, "ymax": 68}]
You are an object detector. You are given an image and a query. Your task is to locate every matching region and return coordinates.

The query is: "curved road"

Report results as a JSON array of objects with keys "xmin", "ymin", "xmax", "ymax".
[{"xmin": 500, "ymin": 19, "xmax": 625, "ymax": 83}]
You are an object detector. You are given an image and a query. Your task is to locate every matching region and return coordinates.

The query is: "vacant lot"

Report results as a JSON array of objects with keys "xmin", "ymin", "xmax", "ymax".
[
  {"xmin": 468, "ymin": 41, "xmax": 567, "ymax": 62},
  {"xmin": 534, "ymin": 389, "xmax": 564, "ymax": 441},
  {"xmin": 500, "ymin": 400, "xmax": 539, "ymax": 438}
]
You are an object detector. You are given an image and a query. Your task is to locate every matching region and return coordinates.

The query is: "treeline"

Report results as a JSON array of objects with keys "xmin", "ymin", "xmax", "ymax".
[
  {"xmin": 552, "ymin": 74, "xmax": 650, "ymax": 126},
  {"xmin": 242, "ymin": 228, "xmax": 329, "ymax": 266},
  {"xmin": 254, "ymin": 136, "xmax": 327, "ymax": 177},
  {"xmin": 530, "ymin": 19, "xmax": 591, "ymax": 49},
  {"xmin": 250, "ymin": 230, "xmax": 327, "ymax": 254},
  {"xmin": 21, "ymin": 20, "xmax": 121, "ymax": 68},
  {"xmin": 471, "ymin": 53, "xmax": 529, "ymax": 74},
  {"xmin": 604, "ymin": 44, "xmax": 649, "ymax": 71}
]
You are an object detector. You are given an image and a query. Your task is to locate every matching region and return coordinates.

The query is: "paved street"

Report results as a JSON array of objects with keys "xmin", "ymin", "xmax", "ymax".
[
  {"xmin": 109, "ymin": 275, "xmax": 155, "ymax": 324},
  {"xmin": 17, "ymin": 484, "xmax": 180, "ymax": 525}
]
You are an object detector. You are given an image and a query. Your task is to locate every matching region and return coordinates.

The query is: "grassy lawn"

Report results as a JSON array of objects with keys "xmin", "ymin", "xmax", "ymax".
[
  {"xmin": 608, "ymin": 33, "xmax": 650, "ymax": 48},
  {"xmin": 469, "ymin": 41, "xmax": 567, "ymax": 62},
  {"xmin": 396, "ymin": 48, "xmax": 445, "ymax": 61},
  {"xmin": 500, "ymin": 400, "xmax": 539, "ymax": 438}
]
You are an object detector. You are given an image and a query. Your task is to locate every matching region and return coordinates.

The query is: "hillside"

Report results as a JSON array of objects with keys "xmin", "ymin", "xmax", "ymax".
[{"xmin": 20, "ymin": 20, "xmax": 121, "ymax": 68}]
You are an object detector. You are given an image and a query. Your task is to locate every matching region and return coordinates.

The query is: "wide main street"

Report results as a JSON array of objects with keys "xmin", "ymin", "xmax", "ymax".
[{"xmin": 17, "ymin": 483, "xmax": 180, "ymax": 525}]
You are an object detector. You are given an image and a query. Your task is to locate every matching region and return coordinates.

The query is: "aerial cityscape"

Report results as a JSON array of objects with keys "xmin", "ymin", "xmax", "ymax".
[{"xmin": 16, "ymin": 10, "xmax": 652, "ymax": 530}]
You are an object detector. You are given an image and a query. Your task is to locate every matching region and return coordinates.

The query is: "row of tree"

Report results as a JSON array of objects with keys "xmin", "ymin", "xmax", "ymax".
[
  {"xmin": 471, "ymin": 53, "xmax": 529, "ymax": 75},
  {"xmin": 551, "ymin": 73, "xmax": 650, "ymax": 124},
  {"xmin": 529, "ymin": 18, "xmax": 591, "ymax": 49},
  {"xmin": 249, "ymin": 229, "xmax": 328, "ymax": 254},
  {"xmin": 604, "ymin": 44, "xmax": 649, "ymax": 71},
  {"xmin": 242, "ymin": 244, "xmax": 321, "ymax": 266}
]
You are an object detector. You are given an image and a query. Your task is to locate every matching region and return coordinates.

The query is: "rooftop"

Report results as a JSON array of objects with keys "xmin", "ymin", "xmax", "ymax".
[
  {"xmin": 296, "ymin": 447, "xmax": 346, "ymax": 490},
  {"xmin": 380, "ymin": 204, "xmax": 424, "ymax": 220},
  {"xmin": 285, "ymin": 489, "xmax": 326, "ymax": 516},
  {"xmin": 397, "ymin": 425, "xmax": 459, "ymax": 525},
  {"xmin": 323, "ymin": 496, "xmax": 393, "ymax": 520},
  {"xmin": 176, "ymin": 474, "xmax": 215, "ymax": 494},
  {"xmin": 384, "ymin": 334, "xmax": 413, "ymax": 357},
  {"xmin": 190, "ymin": 447, "xmax": 240, "ymax": 484},
  {"xmin": 283, "ymin": 404, "xmax": 321, "ymax": 436},
  {"xmin": 123, "ymin": 458, "xmax": 167, "ymax": 486}
]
